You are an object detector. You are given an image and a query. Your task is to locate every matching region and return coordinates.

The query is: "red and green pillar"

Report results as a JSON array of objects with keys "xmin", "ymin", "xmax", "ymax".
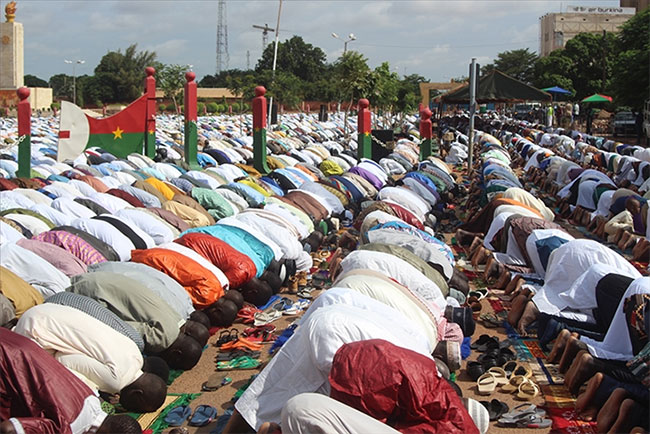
[
  {"xmin": 184, "ymin": 71, "xmax": 200, "ymax": 170},
  {"xmin": 419, "ymin": 107, "xmax": 433, "ymax": 161},
  {"xmin": 357, "ymin": 98, "xmax": 371, "ymax": 160},
  {"xmin": 252, "ymin": 86, "xmax": 270, "ymax": 174},
  {"xmin": 16, "ymin": 87, "xmax": 31, "ymax": 178},
  {"xmin": 144, "ymin": 66, "xmax": 157, "ymax": 159}
]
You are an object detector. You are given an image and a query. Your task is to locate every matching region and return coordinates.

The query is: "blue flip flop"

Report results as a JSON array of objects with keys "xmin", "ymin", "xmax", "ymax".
[
  {"xmin": 164, "ymin": 405, "xmax": 192, "ymax": 426},
  {"xmin": 189, "ymin": 405, "xmax": 218, "ymax": 427}
]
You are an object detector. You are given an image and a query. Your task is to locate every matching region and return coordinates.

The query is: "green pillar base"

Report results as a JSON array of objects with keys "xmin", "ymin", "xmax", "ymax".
[
  {"xmin": 357, "ymin": 133, "xmax": 372, "ymax": 160},
  {"xmin": 420, "ymin": 138, "xmax": 432, "ymax": 161},
  {"xmin": 17, "ymin": 135, "xmax": 31, "ymax": 178},
  {"xmin": 184, "ymin": 121, "xmax": 201, "ymax": 170},
  {"xmin": 254, "ymin": 129, "xmax": 270, "ymax": 174},
  {"xmin": 144, "ymin": 132, "xmax": 156, "ymax": 160}
]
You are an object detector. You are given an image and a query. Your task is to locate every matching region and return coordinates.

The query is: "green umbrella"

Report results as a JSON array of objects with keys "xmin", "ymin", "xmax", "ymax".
[{"xmin": 581, "ymin": 93, "xmax": 613, "ymax": 103}]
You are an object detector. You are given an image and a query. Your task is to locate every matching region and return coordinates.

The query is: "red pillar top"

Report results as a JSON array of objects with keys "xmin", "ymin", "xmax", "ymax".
[
  {"xmin": 184, "ymin": 71, "xmax": 197, "ymax": 122},
  {"xmin": 253, "ymin": 86, "xmax": 267, "ymax": 130},
  {"xmin": 358, "ymin": 98, "xmax": 371, "ymax": 135},
  {"xmin": 420, "ymin": 108, "xmax": 433, "ymax": 140},
  {"xmin": 17, "ymin": 87, "xmax": 30, "ymax": 136},
  {"xmin": 144, "ymin": 66, "xmax": 156, "ymax": 135}
]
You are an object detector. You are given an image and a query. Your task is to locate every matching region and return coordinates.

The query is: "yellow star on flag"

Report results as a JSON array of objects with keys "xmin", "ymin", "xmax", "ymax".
[
  {"xmin": 364, "ymin": 131, "xmax": 370, "ymax": 136},
  {"xmin": 112, "ymin": 126, "xmax": 124, "ymax": 140}
]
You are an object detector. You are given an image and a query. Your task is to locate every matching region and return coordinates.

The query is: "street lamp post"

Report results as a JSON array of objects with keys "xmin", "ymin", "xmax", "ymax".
[
  {"xmin": 331, "ymin": 32, "xmax": 356, "ymax": 54},
  {"xmin": 64, "ymin": 59, "xmax": 85, "ymax": 106}
]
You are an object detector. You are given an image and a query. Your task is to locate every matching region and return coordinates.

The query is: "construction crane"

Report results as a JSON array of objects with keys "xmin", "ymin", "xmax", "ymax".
[
  {"xmin": 216, "ymin": 0, "xmax": 229, "ymax": 74},
  {"xmin": 252, "ymin": 23, "xmax": 274, "ymax": 50}
]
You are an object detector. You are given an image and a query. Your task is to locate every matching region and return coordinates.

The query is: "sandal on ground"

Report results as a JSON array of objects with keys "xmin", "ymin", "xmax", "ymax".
[
  {"xmin": 467, "ymin": 361, "xmax": 485, "ymax": 381},
  {"xmin": 479, "ymin": 399, "xmax": 510, "ymax": 421},
  {"xmin": 500, "ymin": 403, "xmax": 546, "ymax": 421},
  {"xmin": 216, "ymin": 355, "xmax": 261, "ymax": 371},
  {"xmin": 163, "ymin": 405, "xmax": 192, "ymax": 426},
  {"xmin": 501, "ymin": 374, "xmax": 529, "ymax": 393},
  {"xmin": 477, "ymin": 372, "xmax": 497, "ymax": 395},
  {"xmin": 503, "ymin": 361, "xmax": 518, "ymax": 378},
  {"xmin": 487, "ymin": 367, "xmax": 508, "ymax": 386},
  {"xmin": 512, "ymin": 362, "xmax": 533, "ymax": 379},
  {"xmin": 188, "ymin": 405, "xmax": 218, "ymax": 427},
  {"xmin": 497, "ymin": 413, "xmax": 551, "ymax": 428},
  {"xmin": 201, "ymin": 373, "xmax": 233, "ymax": 391},
  {"xmin": 516, "ymin": 380, "xmax": 540, "ymax": 400}
]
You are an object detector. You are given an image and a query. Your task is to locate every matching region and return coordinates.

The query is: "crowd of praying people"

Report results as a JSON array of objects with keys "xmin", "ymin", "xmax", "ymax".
[{"xmin": 0, "ymin": 109, "xmax": 648, "ymax": 433}]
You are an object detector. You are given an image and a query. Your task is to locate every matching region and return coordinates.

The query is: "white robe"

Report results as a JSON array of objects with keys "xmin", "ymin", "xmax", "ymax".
[
  {"xmin": 533, "ymin": 239, "xmax": 641, "ymax": 316},
  {"xmin": 235, "ymin": 294, "xmax": 432, "ymax": 430},
  {"xmin": 581, "ymin": 277, "xmax": 650, "ymax": 361}
]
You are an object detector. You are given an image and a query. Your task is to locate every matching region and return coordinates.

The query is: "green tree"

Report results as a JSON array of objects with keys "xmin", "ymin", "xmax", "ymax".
[
  {"xmin": 225, "ymin": 72, "xmax": 258, "ymax": 113},
  {"xmin": 611, "ymin": 7, "xmax": 649, "ymax": 111},
  {"xmin": 562, "ymin": 32, "xmax": 616, "ymax": 98},
  {"xmin": 94, "ymin": 44, "xmax": 157, "ymax": 103},
  {"xmin": 48, "ymin": 74, "xmax": 72, "ymax": 99},
  {"xmin": 158, "ymin": 64, "xmax": 188, "ymax": 113},
  {"xmin": 533, "ymin": 51, "xmax": 575, "ymax": 95},
  {"xmin": 396, "ymin": 74, "xmax": 427, "ymax": 113},
  {"xmin": 533, "ymin": 32, "xmax": 616, "ymax": 100},
  {"xmin": 257, "ymin": 70, "xmax": 304, "ymax": 111},
  {"xmin": 256, "ymin": 36, "xmax": 326, "ymax": 83},
  {"xmin": 77, "ymin": 75, "xmax": 104, "ymax": 107},
  {"xmin": 333, "ymin": 51, "xmax": 371, "ymax": 104},
  {"xmin": 482, "ymin": 48, "xmax": 538, "ymax": 83},
  {"xmin": 369, "ymin": 62, "xmax": 399, "ymax": 112},
  {"xmin": 24, "ymin": 74, "xmax": 48, "ymax": 87}
]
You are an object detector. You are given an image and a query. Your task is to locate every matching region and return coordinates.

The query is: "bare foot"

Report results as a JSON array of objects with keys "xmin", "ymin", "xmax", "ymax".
[
  {"xmin": 608, "ymin": 398, "xmax": 643, "ymax": 434},
  {"xmin": 471, "ymin": 246, "xmax": 489, "ymax": 268},
  {"xmin": 504, "ymin": 275, "xmax": 524, "ymax": 295},
  {"xmin": 508, "ymin": 294, "xmax": 529, "ymax": 329},
  {"xmin": 483, "ymin": 256, "xmax": 502, "ymax": 281},
  {"xmin": 548, "ymin": 329, "xmax": 574, "ymax": 363},
  {"xmin": 564, "ymin": 350, "xmax": 597, "ymax": 395},
  {"xmin": 597, "ymin": 388, "xmax": 629, "ymax": 433},
  {"xmin": 559, "ymin": 335, "xmax": 588, "ymax": 374},
  {"xmin": 633, "ymin": 239, "xmax": 650, "ymax": 262},
  {"xmin": 576, "ymin": 372, "xmax": 604, "ymax": 421},
  {"xmin": 517, "ymin": 300, "xmax": 539, "ymax": 336},
  {"xmin": 468, "ymin": 236, "xmax": 485, "ymax": 256},
  {"xmin": 494, "ymin": 270, "xmax": 512, "ymax": 289}
]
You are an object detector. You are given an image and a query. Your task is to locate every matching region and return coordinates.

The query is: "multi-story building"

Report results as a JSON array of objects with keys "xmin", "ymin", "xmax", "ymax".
[
  {"xmin": 539, "ymin": 5, "xmax": 635, "ymax": 56},
  {"xmin": 619, "ymin": 0, "xmax": 650, "ymax": 12}
]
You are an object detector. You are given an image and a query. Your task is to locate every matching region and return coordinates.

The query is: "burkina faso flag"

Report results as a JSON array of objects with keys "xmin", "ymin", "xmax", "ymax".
[{"xmin": 58, "ymin": 94, "xmax": 149, "ymax": 162}]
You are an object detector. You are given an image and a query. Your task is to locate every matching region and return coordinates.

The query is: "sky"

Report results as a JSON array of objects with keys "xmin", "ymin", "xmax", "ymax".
[{"xmin": 9, "ymin": 0, "xmax": 623, "ymax": 83}]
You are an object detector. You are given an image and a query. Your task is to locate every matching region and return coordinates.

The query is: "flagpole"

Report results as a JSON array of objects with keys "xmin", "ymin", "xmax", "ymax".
[{"xmin": 267, "ymin": 0, "xmax": 283, "ymax": 127}]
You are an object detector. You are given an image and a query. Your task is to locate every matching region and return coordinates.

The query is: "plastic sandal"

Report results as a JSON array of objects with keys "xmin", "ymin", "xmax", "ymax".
[
  {"xmin": 516, "ymin": 380, "xmax": 539, "ymax": 400},
  {"xmin": 215, "ymin": 330, "xmax": 232, "ymax": 347},
  {"xmin": 217, "ymin": 355, "xmax": 261, "ymax": 370},
  {"xmin": 201, "ymin": 373, "xmax": 233, "ymax": 391},
  {"xmin": 501, "ymin": 375, "xmax": 528, "ymax": 393},
  {"xmin": 500, "ymin": 403, "xmax": 545, "ymax": 421},
  {"xmin": 188, "ymin": 405, "xmax": 218, "ymax": 427},
  {"xmin": 164, "ymin": 405, "xmax": 192, "ymax": 426},
  {"xmin": 512, "ymin": 362, "xmax": 533, "ymax": 379},
  {"xmin": 487, "ymin": 367, "xmax": 509, "ymax": 386},
  {"xmin": 477, "ymin": 372, "xmax": 497, "ymax": 395}
]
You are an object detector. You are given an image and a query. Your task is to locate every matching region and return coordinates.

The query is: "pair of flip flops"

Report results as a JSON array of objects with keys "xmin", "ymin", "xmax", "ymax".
[
  {"xmin": 216, "ymin": 355, "xmax": 261, "ymax": 370},
  {"xmin": 497, "ymin": 404, "xmax": 551, "ymax": 428},
  {"xmin": 164, "ymin": 404, "xmax": 218, "ymax": 427}
]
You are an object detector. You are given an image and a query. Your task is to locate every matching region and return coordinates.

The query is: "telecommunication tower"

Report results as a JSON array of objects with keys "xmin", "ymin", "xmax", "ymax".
[{"xmin": 216, "ymin": 0, "xmax": 229, "ymax": 73}]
